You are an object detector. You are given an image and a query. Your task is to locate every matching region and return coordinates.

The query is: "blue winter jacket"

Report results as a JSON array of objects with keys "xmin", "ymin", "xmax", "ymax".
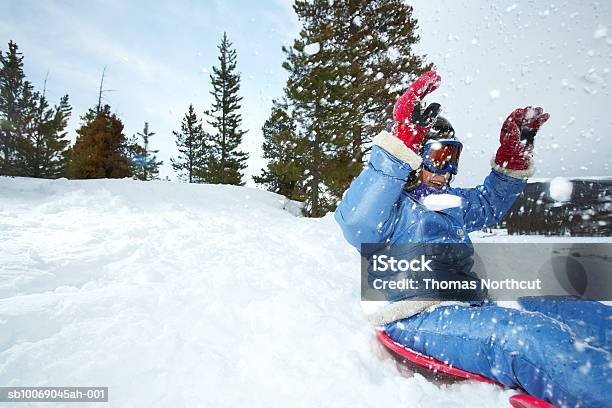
[{"xmin": 335, "ymin": 136, "xmax": 528, "ymax": 324}]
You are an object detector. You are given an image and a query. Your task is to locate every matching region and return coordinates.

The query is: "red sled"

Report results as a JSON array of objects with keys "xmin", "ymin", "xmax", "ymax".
[{"xmin": 376, "ymin": 330, "xmax": 555, "ymax": 408}]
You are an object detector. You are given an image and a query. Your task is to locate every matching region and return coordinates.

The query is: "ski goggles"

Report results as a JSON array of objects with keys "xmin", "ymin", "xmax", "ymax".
[{"xmin": 422, "ymin": 139, "xmax": 462, "ymax": 175}]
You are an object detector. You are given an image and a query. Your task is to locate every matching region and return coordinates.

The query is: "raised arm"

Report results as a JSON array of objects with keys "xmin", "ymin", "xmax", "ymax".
[
  {"xmin": 451, "ymin": 170, "xmax": 526, "ymax": 233},
  {"xmin": 453, "ymin": 106, "xmax": 550, "ymax": 232},
  {"xmin": 335, "ymin": 71, "xmax": 442, "ymax": 249}
]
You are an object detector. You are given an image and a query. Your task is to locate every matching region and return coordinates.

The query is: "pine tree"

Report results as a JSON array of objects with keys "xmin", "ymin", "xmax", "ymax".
[
  {"xmin": 0, "ymin": 41, "xmax": 38, "ymax": 176},
  {"xmin": 128, "ymin": 122, "xmax": 163, "ymax": 181},
  {"xmin": 204, "ymin": 32, "xmax": 248, "ymax": 185},
  {"xmin": 329, "ymin": 0, "xmax": 433, "ymax": 162},
  {"xmin": 0, "ymin": 40, "xmax": 23, "ymax": 175},
  {"xmin": 171, "ymin": 104, "xmax": 205, "ymax": 183},
  {"xmin": 68, "ymin": 104, "xmax": 132, "ymax": 179},
  {"xmin": 253, "ymin": 100, "xmax": 304, "ymax": 198},
  {"xmin": 256, "ymin": 0, "xmax": 351, "ymax": 216},
  {"xmin": 11, "ymin": 81, "xmax": 38, "ymax": 176},
  {"xmin": 24, "ymin": 92, "xmax": 72, "ymax": 178},
  {"xmin": 26, "ymin": 90, "xmax": 53, "ymax": 177},
  {"xmin": 256, "ymin": 0, "xmax": 432, "ymax": 216},
  {"xmin": 45, "ymin": 95, "xmax": 72, "ymax": 177},
  {"xmin": 0, "ymin": 41, "xmax": 72, "ymax": 178}
]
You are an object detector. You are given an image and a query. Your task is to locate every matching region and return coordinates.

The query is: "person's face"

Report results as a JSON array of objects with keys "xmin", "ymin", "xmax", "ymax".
[{"xmin": 420, "ymin": 168, "xmax": 451, "ymax": 189}]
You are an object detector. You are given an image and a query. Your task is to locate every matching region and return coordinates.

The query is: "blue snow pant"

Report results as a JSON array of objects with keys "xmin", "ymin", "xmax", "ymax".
[{"xmin": 384, "ymin": 298, "xmax": 612, "ymax": 408}]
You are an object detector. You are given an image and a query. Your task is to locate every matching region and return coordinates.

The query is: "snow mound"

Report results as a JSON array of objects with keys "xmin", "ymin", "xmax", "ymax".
[{"xmin": 0, "ymin": 177, "xmax": 513, "ymax": 407}]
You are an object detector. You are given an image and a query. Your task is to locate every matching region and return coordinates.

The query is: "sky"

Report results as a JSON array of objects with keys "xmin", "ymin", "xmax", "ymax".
[
  {"xmin": 407, "ymin": 0, "xmax": 612, "ymax": 186},
  {"xmin": 1, "ymin": 0, "xmax": 611, "ymax": 187},
  {"xmin": 0, "ymin": 0, "xmax": 300, "ymax": 183}
]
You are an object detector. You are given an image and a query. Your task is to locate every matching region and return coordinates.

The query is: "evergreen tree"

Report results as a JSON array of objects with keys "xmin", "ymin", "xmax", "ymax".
[
  {"xmin": 330, "ymin": 0, "xmax": 432, "ymax": 162},
  {"xmin": 256, "ymin": 0, "xmax": 351, "ymax": 216},
  {"xmin": 0, "ymin": 41, "xmax": 72, "ymax": 178},
  {"xmin": 253, "ymin": 100, "xmax": 304, "ymax": 198},
  {"xmin": 171, "ymin": 104, "xmax": 205, "ymax": 183},
  {"xmin": 45, "ymin": 95, "xmax": 72, "ymax": 177},
  {"xmin": 0, "ymin": 41, "xmax": 37, "ymax": 176},
  {"xmin": 204, "ymin": 32, "xmax": 248, "ymax": 185},
  {"xmin": 26, "ymin": 90, "xmax": 53, "ymax": 177},
  {"xmin": 24, "ymin": 93, "xmax": 72, "ymax": 178},
  {"xmin": 256, "ymin": 0, "xmax": 432, "ymax": 216},
  {"xmin": 11, "ymin": 81, "xmax": 38, "ymax": 176},
  {"xmin": 68, "ymin": 104, "xmax": 132, "ymax": 179},
  {"xmin": 286, "ymin": 11, "xmax": 341, "ymax": 217},
  {"xmin": 128, "ymin": 122, "xmax": 163, "ymax": 180},
  {"xmin": 0, "ymin": 40, "xmax": 23, "ymax": 175}
]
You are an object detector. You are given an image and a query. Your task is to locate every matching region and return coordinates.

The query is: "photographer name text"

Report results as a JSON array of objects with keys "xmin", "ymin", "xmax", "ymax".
[{"xmin": 372, "ymin": 277, "xmax": 542, "ymax": 291}]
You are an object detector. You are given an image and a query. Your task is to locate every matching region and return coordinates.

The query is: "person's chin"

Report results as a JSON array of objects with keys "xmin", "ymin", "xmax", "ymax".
[{"xmin": 424, "ymin": 180, "xmax": 446, "ymax": 189}]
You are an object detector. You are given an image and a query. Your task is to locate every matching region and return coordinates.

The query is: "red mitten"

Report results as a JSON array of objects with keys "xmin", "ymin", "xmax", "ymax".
[
  {"xmin": 494, "ymin": 106, "xmax": 550, "ymax": 171},
  {"xmin": 393, "ymin": 71, "xmax": 442, "ymax": 153}
]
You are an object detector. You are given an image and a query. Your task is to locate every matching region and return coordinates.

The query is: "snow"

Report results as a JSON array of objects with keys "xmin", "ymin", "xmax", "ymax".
[
  {"xmin": 3, "ymin": 178, "xmax": 611, "ymax": 406},
  {"xmin": 593, "ymin": 24, "xmax": 608, "ymax": 39},
  {"xmin": 529, "ymin": 175, "xmax": 612, "ymax": 183},
  {"xmin": 303, "ymin": 42, "xmax": 320, "ymax": 55},
  {"xmin": 0, "ymin": 177, "xmax": 523, "ymax": 407},
  {"xmin": 549, "ymin": 177, "xmax": 573, "ymax": 202},
  {"xmin": 386, "ymin": 46, "xmax": 401, "ymax": 61},
  {"xmin": 524, "ymin": 106, "xmax": 537, "ymax": 120},
  {"xmin": 422, "ymin": 194, "xmax": 462, "ymax": 211}
]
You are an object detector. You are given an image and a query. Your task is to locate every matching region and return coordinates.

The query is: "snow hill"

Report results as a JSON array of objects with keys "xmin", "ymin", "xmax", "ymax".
[{"xmin": 0, "ymin": 177, "xmax": 604, "ymax": 407}]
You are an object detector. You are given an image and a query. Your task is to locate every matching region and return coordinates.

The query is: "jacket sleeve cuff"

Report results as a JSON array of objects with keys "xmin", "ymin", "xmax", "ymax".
[
  {"xmin": 373, "ymin": 130, "xmax": 423, "ymax": 169},
  {"xmin": 490, "ymin": 156, "xmax": 535, "ymax": 179}
]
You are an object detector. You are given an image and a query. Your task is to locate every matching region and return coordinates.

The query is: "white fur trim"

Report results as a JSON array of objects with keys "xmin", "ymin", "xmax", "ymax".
[
  {"xmin": 364, "ymin": 299, "xmax": 440, "ymax": 326},
  {"xmin": 373, "ymin": 130, "xmax": 423, "ymax": 169},
  {"xmin": 490, "ymin": 156, "xmax": 535, "ymax": 179},
  {"xmin": 365, "ymin": 300, "xmax": 473, "ymax": 326}
]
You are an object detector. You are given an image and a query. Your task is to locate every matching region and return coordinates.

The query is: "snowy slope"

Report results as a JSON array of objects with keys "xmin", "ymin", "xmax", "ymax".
[{"xmin": 0, "ymin": 177, "xmax": 589, "ymax": 407}]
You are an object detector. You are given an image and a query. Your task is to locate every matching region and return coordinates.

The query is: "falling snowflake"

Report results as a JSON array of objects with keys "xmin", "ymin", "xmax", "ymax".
[{"xmin": 593, "ymin": 24, "xmax": 608, "ymax": 39}]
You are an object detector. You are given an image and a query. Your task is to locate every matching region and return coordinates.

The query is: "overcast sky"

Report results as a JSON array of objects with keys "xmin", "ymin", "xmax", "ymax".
[
  {"xmin": 408, "ymin": 0, "xmax": 612, "ymax": 186},
  {"xmin": 1, "ymin": 0, "xmax": 610, "ymax": 187}
]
